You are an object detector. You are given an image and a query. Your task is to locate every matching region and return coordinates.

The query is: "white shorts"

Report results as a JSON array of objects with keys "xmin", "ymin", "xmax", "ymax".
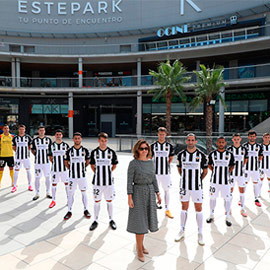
[
  {"xmin": 51, "ymin": 171, "xmax": 69, "ymax": 185},
  {"xmin": 180, "ymin": 188, "xmax": 203, "ymax": 203},
  {"xmin": 14, "ymin": 159, "xmax": 31, "ymax": 170},
  {"xmin": 69, "ymin": 177, "xmax": 88, "ymax": 192},
  {"xmin": 93, "ymin": 185, "xmax": 115, "ymax": 201},
  {"xmin": 231, "ymin": 176, "xmax": 246, "ymax": 188},
  {"xmin": 209, "ymin": 183, "xmax": 231, "ymax": 201},
  {"xmin": 35, "ymin": 163, "xmax": 51, "ymax": 178},
  {"xmin": 156, "ymin": 174, "xmax": 171, "ymax": 192},
  {"xmin": 245, "ymin": 170, "xmax": 260, "ymax": 183},
  {"xmin": 260, "ymin": 169, "xmax": 270, "ymax": 180}
]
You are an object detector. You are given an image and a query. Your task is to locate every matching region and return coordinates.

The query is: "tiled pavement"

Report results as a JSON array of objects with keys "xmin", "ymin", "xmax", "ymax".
[{"xmin": 0, "ymin": 138, "xmax": 270, "ymax": 270}]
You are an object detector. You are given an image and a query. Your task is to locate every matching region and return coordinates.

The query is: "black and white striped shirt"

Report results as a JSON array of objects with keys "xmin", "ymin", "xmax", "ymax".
[
  {"xmin": 227, "ymin": 145, "xmax": 248, "ymax": 177},
  {"xmin": 31, "ymin": 137, "xmax": 52, "ymax": 164},
  {"xmin": 208, "ymin": 150, "xmax": 235, "ymax": 185},
  {"xmin": 177, "ymin": 149, "xmax": 208, "ymax": 190},
  {"xmin": 261, "ymin": 144, "xmax": 270, "ymax": 170},
  {"xmin": 12, "ymin": 134, "xmax": 32, "ymax": 160},
  {"xmin": 151, "ymin": 141, "xmax": 174, "ymax": 175},
  {"xmin": 90, "ymin": 147, "xmax": 118, "ymax": 186},
  {"xmin": 243, "ymin": 142, "xmax": 263, "ymax": 171},
  {"xmin": 65, "ymin": 146, "xmax": 90, "ymax": 179},
  {"xmin": 49, "ymin": 142, "xmax": 69, "ymax": 173}
]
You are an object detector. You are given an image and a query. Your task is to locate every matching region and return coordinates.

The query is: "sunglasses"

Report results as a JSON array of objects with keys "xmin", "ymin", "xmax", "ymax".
[{"xmin": 139, "ymin": 147, "xmax": 149, "ymax": 151}]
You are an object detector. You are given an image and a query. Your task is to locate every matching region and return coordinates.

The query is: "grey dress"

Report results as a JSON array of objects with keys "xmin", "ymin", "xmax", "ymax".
[{"xmin": 127, "ymin": 159, "xmax": 159, "ymax": 234}]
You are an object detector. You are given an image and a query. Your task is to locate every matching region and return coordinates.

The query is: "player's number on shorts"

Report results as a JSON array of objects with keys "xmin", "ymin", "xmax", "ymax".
[
  {"xmin": 180, "ymin": 188, "xmax": 186, "ymax": 196},
  {"xmin": 209, "ymin": 186, "xmax": 216, "ymax": 193},
  {"xmin": 93, "ymin": 189, "xmax": 100, "ymax": 195}
]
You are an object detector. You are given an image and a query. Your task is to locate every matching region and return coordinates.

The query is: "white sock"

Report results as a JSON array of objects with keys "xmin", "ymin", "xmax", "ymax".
[
  {"xmin": 94, "ymin": 202, "xmax": 101, "ymax": 221},
  {"xmin": 45, "ymin": 176, "xmax": 51, "ymax": 194},
  {"xmin": 180, "ymin": 210, "xmax": 188, "ymax": 231},
  {"xmin": 254, "ymin": 182, "xmax": 260, "ymax": 200},
  {"xmin": 26, "ymin": 170, "xmax": 32, "ymax": 186},
  {"xmin": 35, "ymin": 177, "xmax": 40, "ymax": 196},
  {"xmin": 68, "ymin": 190, "xmax": 74, "ymax": 212},
  {"xmin": 196, "ymin": 211, "xmax": 203, "ymax": 234},
  {"xmin": 52, "ymin": 185, "xmax": 57, "ymax": 201},
  {"xmin": 164, "ymin": 190, "xmax": 170, "ymax": 211},
  {"xmin": 13, "ymin": 170, "xmax": 19, "ymax": 187},
  {"xmin": 81, "ymin": 191, "xmax": 88, "ymax": 211},
  {"xmin": 107, "ymin": 201, "xmax": 114, "ymax": 221},
  {"xmin": 65, "ymin": 184, "xmax": 69, "ymax": 200},
  {"xmin": 225, "ymin": 200, "xmax": 231, "ymax": 219},
  {"xmin": 259, "ymin": 180, "xmax": 263, "ymax": 195},
  {"xmin": 240, "ymin": 193, "xmax": 245, "ymax": 210},
  {"xmin": 210, "ymin": 199, "xmax": 216, "ymax": 215}
]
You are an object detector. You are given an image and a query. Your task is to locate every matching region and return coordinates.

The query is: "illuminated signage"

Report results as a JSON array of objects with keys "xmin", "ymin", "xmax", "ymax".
[
  {"xmin": 18, "ymin": 0, "xmax": 122, "ymax": 15},
  {"xmin": 180, "ymin": 0, "xmax": 201, "ymax": 16},
  {"xmin": 157, "ymin": 17, "xmax": 233, "ymax": 37},
  {"xmin": 157, "ymin": 25, "xmax": 188, "ymax": 37}
]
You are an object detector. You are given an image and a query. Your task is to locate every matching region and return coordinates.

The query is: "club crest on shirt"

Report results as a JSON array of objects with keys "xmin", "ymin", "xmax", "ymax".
[
  {"xmin": 196, "ymin": 157, "xmax": 200, "ymax": 161},
  {"xmin": 241, "ymin": 151, "xmax": 244, "ymax": 155},
  {"xmin": 256, "ymin": 148, "xmax": 258, "ymax": 151},
  {"xmin": 165, "ymin": 147, "xmax": 169, "ymax": 151},
  {"xmin": 108, "ymin": 154, "xmax": 111, "ymax": 159},
  {"xmin": 225, "ymin": 155, "xmax": 229, "ymax": 160},
  {"xmin": 82, "ymin": 152, "xmax": 85, "ymax": 156}
]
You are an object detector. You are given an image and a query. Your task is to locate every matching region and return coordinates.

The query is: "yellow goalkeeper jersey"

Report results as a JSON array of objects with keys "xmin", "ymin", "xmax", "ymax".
[{"xmin": 0, "ymin": 133, "xmax": 14, "ymax": 157}]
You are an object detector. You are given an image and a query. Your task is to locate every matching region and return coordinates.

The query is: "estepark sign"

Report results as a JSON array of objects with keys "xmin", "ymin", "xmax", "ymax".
[{"xmin": 18, "ymin": 0, "xmax": 123, "ymax": 15}]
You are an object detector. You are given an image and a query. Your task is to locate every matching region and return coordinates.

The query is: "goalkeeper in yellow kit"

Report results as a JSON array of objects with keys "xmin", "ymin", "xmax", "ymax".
[{"xmin": 0, "ymin": 124, "xmax": 14, "ymax": 187}]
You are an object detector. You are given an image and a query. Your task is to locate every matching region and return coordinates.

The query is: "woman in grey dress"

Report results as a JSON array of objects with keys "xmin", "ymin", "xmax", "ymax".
[{"xmin": 127, "ymin": 139, "xmax": 161, "ymax": 262}]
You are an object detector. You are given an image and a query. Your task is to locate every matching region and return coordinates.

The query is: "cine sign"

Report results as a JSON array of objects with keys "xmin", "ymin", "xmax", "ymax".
[{"xmin": 157, "ymin": 25, "xmax": 188, "ymax": 38}]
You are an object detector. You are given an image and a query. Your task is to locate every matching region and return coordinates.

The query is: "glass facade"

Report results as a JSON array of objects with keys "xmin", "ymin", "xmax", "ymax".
[
  {"xmin": 0, "ymin": 98, "xmax": 19, "ymax": 134},
  {"xmin": 143, "ymin": 91, "xmax": 270, "ymax": 134},
  {"xmin": 29, "ymin": 99, "xmax": 68, "ymax": 137}
]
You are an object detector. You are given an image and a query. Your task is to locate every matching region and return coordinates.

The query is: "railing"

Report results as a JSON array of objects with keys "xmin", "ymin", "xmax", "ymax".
[
  {"xmin": 0, "ymin": 63, "xmax": 270, "ymax": 88},
  {"xmin": 140, "ymin": 25, "xmax": 265, "ymax": 52},
  {"xmin": 1, "ymin": 24, "xmax": 268, "ymax": 56}
]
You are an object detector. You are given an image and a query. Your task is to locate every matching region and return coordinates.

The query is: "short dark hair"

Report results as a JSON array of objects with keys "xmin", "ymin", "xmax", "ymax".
[
  {"xmin": 263, "ymin": 133, "xmax": 270, "ymax": 137},
  {"xmin": 248, "ymin": 130, "xmax": 257, "ymax": 136},
  {"xmin": 98, "ymin": 132, "xmax": 108, "ymax": 139},
  {"xmin": 38, "ymin": 126, "xmax": 45, "ymax": 130},
  {"xmin": 3, "ymin": 124, "xmax": 9, "ymax": 128},
  {"xmin": 158, "ymin": 127, "xmax": 168, "ymax": 134},
  {"xmin": 217, "ymin": 136, "xmax": 226, "ymax": 141},
  {"xmin": 55, "ymin": 129, "xmax": 63, "ymax": 134},
  {"xmin": 73, "ymin": 132, "xmax": 82, "ymax": 138},
  {"xmin": 232, "ymin": 133, "xmax": 241, "ymax": 138},
  {"xmin": 186, "ymin": 133, "xmax": 197, "ymax": 140},
  {"xmin": 18, "ymin": 124, "xmax": 26, "ymax": 129}
]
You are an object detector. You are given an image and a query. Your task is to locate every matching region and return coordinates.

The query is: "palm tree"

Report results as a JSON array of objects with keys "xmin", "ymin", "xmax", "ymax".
[
  {"xmin": 149, "ymin": 60, "xmax": 190, "ymax": 135},
  {"xmin": 190, "ymin": 64, "xmax": 227, "ymax": 153}
]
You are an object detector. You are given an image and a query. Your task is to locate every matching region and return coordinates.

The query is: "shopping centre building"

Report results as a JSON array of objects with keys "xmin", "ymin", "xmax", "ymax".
[{"xmin": 1, "ymin": 0, "xmax": 270, "ymax": 137}]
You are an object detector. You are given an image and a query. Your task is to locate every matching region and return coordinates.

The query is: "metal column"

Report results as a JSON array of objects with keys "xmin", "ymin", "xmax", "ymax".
[
  {"xmin": 16, "ymin": 58, "xmax": 20, "ymax": 87},
  {"xmin": 11, "ymin": 58, "xmax": 16, "ymax": 87},
  {"xmin": 137, "ymin": 58, "xmax": 142, "ymax": 136},
  {"xmin": 219, "ymin": 86, "xmax": 225, "ymax": 135},
  {"xmin": 78, "ymin": 57, "xmax": 83, "ymax": 88},
  {"xmin": 68, "ymin": 92, "xmax": 74, "ymax": 139}
]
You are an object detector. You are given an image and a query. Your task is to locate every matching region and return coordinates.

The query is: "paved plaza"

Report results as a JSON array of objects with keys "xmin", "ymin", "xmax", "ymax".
[{"xmin": 0, "ymin": 139, "xmax": 270, "ymax": 270}]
